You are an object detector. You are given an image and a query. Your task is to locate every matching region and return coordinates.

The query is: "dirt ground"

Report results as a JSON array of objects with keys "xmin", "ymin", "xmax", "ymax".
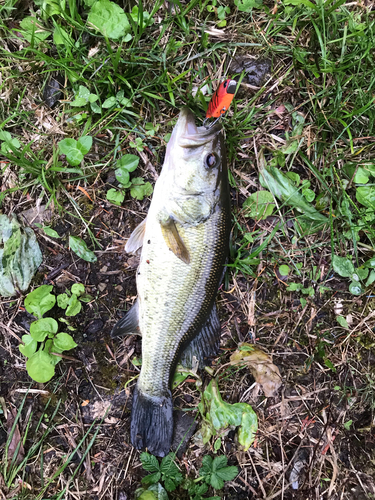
[{"xmin": 1, "ymin": 180, "xmax": 375, "ymax": 499}]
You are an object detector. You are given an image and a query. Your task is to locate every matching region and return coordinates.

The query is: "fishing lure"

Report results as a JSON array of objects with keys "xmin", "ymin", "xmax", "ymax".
[{"xmin": 204, "ymin": 78, "xmax": 237, "ymax": 127}]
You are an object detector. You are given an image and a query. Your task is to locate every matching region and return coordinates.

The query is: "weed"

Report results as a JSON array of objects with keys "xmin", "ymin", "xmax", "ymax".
[
  {"xmin": 19, "ymin": 284, "xmax": 84, "ymax": 382},
  {"xmin": 137, "ymin": 451, "xmax": 238, "ymax": 500}
]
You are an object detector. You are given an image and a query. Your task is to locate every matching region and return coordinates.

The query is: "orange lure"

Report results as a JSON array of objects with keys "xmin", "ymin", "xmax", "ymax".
[{"xmin": 206, "ymin": 79, "xmax": 237, "ymax": 119}]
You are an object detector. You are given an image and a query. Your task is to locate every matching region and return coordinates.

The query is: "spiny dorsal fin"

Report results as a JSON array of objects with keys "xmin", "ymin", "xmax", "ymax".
[{"xmin": 160, "ymin": 218, "xmax": 190, "ymax": 264}]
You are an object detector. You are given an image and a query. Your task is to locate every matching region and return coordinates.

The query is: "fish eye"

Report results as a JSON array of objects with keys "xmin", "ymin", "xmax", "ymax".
[{"xmin": 204, "ymin": 152, "xmax": 219, "ymax": 169}]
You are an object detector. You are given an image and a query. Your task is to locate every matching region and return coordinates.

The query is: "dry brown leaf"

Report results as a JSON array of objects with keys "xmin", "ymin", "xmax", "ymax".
[
  {"xmin": 230, "ymin": 343, "xmax": 282, "ymax": 397},
  {"xmin": 6, "ymin": 408, "xmax": 25, "ymax": 465}
]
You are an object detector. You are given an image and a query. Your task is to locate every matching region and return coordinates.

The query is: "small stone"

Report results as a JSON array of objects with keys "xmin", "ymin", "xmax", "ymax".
[
  {"xmin": 115, "ymin": 285, "xmax": 123, "ymax": 292},
  {"xmin": 98, "ymin": 283, "xmax": 107, "ymax": 292},
  {"xmin": 100, "ymin": 265, "xmax": 108, "ymax": 273}
]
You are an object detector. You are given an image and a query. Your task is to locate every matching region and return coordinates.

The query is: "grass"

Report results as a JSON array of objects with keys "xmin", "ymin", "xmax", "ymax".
[{"xmin": 0, "ymin": 0, "xmax": 375, "ymax": 498}]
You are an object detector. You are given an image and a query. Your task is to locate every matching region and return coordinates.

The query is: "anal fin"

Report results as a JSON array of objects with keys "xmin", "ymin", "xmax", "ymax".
[
  {"xmin": 179, "ymin": 304, "xmax": 221, "ymax": 369},
  {"xmin": 111, "ymin": 300, "xmax": 140, "ymax": 337}
]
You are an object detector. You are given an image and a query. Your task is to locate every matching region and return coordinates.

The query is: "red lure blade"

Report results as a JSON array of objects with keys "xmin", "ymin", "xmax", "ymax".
[{"xmin": 206, "ymin": 79, "xmax": 237, "ymax": 119}]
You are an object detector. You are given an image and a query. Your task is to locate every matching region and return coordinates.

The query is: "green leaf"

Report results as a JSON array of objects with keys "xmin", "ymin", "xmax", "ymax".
[
  {"xmin": 130, "ymin": 180, "xmax": 153, "ymax": 201},
  {"xmin": 172, "ymin": 370, "xmax": 189, "ymax": 389},
  {"xmin": 20, "ymin": 16, "xmax": 50, "ymax": 43},
  {"xmin": 201, "ymin": 379, "xmax": 258, "ymax": 450},
  {"xmin": 0, "ymin": 131, "xmax": 21, "ymax": 152},
  {"xmin": 164, "ymin": 477, "xmax": 179, "ymax": 492},
  {"xmin": 243, "ymin": 191, "xmax": 275, "ymax": 220},
  {"xmin": 39, "ymin": 226, "xmax": 60, "ymax": 238},
  {"xmin": 117, "ymin": 154, "xmax": 139, "ymax": 172},
  {"xmin": 332, "ymin": 255, "xmax": 355, "ymax": 278},
  {"xmin": 279, "ymin": 265, "xmax": 290, "ymax": 276},
  {"xmin": 237, "ymin": 403, "xmax": 258, "ymax": 450},
  {"xmin": 90, "ymin": 101, "xmax": 101, "ymax": 114},
  {"xmin": 53, "ymin": 332, "xmax": 77, "ymax": 351},
  {"xmin": 107, "ymin": 188, "xmax": 125, "ymax": 206},
  {"xmin": 344, "ymin": 419, "xmax": 353, "ymax": 430},
  {"xmin": 366, "ymin": 270, "xmax": 375, "ymax": 286},
  {"xmin": 324, "ymin": 359, "xmax": 336, "ymax": 372},
  {"xmin": 88, "ymin": 0, "xmax": 131, "ymax": 40},
  {"xmin": 139, "ymin": 483, "xmax": 168, "ymax": 500},
  {"xmin": 58, "ymin": 138, "xmax": 84, "ymax": 166},
  {"xmin": 0, "ymin": 215, "xmax": 43, "ymax": 297},
  {"xmin": 102, "ymin": 96, "xmax": 117, "ymax": 108},
  {"xmin": 234, "ymin": 0, "xmax": 263, "ymax": 12},
  {"xmin": 285, "ymin": 172, "xmax": 300, "ymax": 185},
  {"xmin": 65, "ymin": 294, "xmax": 82, "ymax": 316},
  {"xmin": 77, "ymin": 85, "xmax": 90, "ymax": 101},
  {"xmin": 287, "ymin": 282, "xmax": 302, "ymax": 292},
  {"xmin": 19, "ymin": 335, "xmax": 38, "ymax": 358},
  {"xmin": 364, "ymin": 258, "xmax": 375, "ymax": 269},
  {"xmin": 53, "ymin": 25, "xmax": 73, "ymax": 47},
  {"xmin": 160, "ymin": 454, "xmax": 180, "ymax": 477},
  {"xmin": 26, "ymin": 349, "xmax": 55, "ymax": 383},
  {"xmin": 349, "ymin": 280, "xmax": 363, "ymax": 296},
  {"xmin": 45, "ymin": 339, "xmax": 63, "ymax": 365},
  {"xmin": 210, "ymin": 473, "xmax": 224, "ymax": 490},
  {"xmin": 25, "ymin": 285, "xmax": 56, "ymax": 319},
  {"xmin": 356, "ymin": 186, "xmax": 375, "ymax": 209},
  {"xmin": 30, "ymin": 317, "xmax": 58, "ymax": 342},
  {"xmin": 212, "ymin": 455, "xmax": 228, "ymax": 471},
  {"xmin": 214, "ymin": 438, "xmax": 221, "ymax": 451},
  {"xmin": 303, "ymin": 188, "xmax": 315, "ymax": 202},
  {"xmin": 336, "ymin": 316, "xmax": 349, "ymax": 328},
  {"xmin": 137, "ymin": 491, "xmax": 157, "ymax": 500},
  {"xmin": 215, "ymin": 465, "xmax": 238, "ymax": 482},
  {"xmin": 71, "ymin": 283, "xmax": 85, "ymax": 296},
  {"xmin": 140, "ymin": 452, "xmax": 160, "ymax": 473},
  {"xmin": 201, "ymin": 455, "xmax": 213, "ymax": 474},
  {"xmin": 284, "ymin": 0, "xmax": 316, "ymax": 8},
  {"xmin": 355, "ymin": 267, "xmax": 369, "ymax": 280},
  {"xmin": 88, "ymin": 94, "xmax": 99, "ymax": 103},
  {"xmin": 115, "ymin": 168, "xmax": 130, "ymax": 186},
  {"xmin": 200, "ymin": 454, "xmax": 238, "ymax": 490},
  {"xmin": 70, "ymin": 97, "xmax": 87, "ymax": 107},
  {"xmin": 77, "ymin": 136, "xmax": 93, "ymax": 155},
  {"xmin": 57, "ymin": 293, "xmax": 69, "ymax": 309},
  {"xmin": 258, "ymin": 157, "xmax": 328, "ymax": 224},
  {"xmin": 354, "ymin": 167, "xmax": 370, "ymax": 184},
  {"xmin": 69, "ymin": 236, "xmax": 97, "ymax": 263},
  {"xmin": 141, "ymin": 472, "xmax": 161, "ymax": 486}
]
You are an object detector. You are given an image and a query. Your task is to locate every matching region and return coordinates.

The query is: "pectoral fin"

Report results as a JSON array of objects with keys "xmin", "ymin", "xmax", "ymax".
[
  {"xmin": 160, "ymin": 218, "xmax": 190, "ymax": 265},
  {"xmin": 125, "ymin": 218, "xmax": 147, "ymax": 254}
]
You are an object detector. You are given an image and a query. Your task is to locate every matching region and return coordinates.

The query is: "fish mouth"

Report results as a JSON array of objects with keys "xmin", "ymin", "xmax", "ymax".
[{"xmin": 176, "ymin": 107, "xmax": 222, "ymax": 148}]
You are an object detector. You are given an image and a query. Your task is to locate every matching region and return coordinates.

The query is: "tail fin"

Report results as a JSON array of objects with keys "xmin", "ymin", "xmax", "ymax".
[{"xmin": 130, "ymin": 384, "xmax": 173, "ymax": 457}]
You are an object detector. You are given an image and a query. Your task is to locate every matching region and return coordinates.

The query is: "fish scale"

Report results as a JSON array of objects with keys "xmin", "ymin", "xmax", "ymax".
[{"xmin": 138, "ymin": 208, "xmax": 227, "ymax": 398}]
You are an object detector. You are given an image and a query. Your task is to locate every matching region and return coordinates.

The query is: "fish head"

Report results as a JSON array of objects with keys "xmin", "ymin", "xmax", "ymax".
[{"xmin": 163, "ymin": 107, "xmax": 227, "ymax": 200}]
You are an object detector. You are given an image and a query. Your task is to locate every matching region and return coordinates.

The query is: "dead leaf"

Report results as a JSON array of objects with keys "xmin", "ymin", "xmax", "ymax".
[
  {"xmin": 230, "ymin": 343, "xmax": 282, "ymax": 397},
  {"xmin": 6, "ymin": 408, "xmax": 25, "ymax": 465}
]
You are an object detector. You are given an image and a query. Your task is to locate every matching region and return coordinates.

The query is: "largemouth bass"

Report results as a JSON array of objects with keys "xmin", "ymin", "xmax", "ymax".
[{"xmin": 112, "ymin": 108, "xmax": 230, "ymax": 457}]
